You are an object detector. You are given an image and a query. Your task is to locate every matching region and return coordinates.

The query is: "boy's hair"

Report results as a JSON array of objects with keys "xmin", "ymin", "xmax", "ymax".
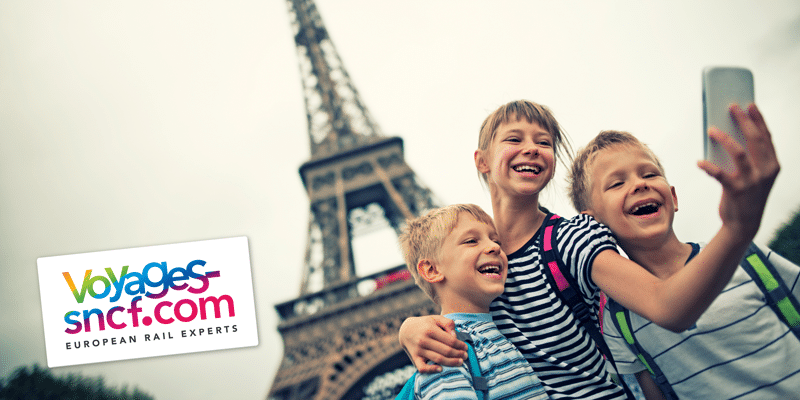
[
  {"xmin": 399, "ymin": 204, "xmax": 496, "ymax": 304},
  {"xmin": 477, "ymin": 99, "xmax": 573, "ymax": 185},
  {"xmin": 569, "ymin": 130, "xmax": 666, "ymax": 212}
]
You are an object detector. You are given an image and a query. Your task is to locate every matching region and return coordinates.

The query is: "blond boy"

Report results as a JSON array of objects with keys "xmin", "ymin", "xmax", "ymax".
[
  {"xmin": 399, "ymin": 204, "xmax": 549, "ymax": 399},
  {"xmin": 568, "ymin": 130, "xmax": 800, "ymax": 399}
]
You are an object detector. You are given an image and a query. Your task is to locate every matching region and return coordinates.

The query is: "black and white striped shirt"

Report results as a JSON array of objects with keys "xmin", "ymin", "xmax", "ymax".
[{"xmin": 490, "ymin": 214, "xmax": 627, "ymax": 400}]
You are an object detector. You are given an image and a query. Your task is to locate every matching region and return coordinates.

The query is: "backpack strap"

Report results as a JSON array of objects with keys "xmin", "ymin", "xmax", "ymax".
[
  {"xmin": 456, "ymin": 331, "xmax": 487, "ymax": 400},
  {"xmin": 604, "ymin": 242, "xmax": 800, "ymax": 400},
  {"xmin": 539, "ymin": 213, "xmax": 636, "ymax": 400},
  {"xmin": 607, "ymin": 299, "xmax": 679, "ymax": 400},
  {"xmin": 394, "ymin": 331, "xmax": 486, "ymax": 400},
  {"xmin": 395, "ymin": 371, "xmax": 416, "ymax": 400},
  {"xmin": 739, "ymin": 243, "xmax": 800, "ymax": 340}
]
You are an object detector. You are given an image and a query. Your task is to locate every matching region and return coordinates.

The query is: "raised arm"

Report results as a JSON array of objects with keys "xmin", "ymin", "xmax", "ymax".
[
  {"xmin": 398, "ymin": 315, "xmax": 468, "ymax": 373},
  {"xmin": 594, "ymin": 104, "xmax": 779, "ymax": 331}
]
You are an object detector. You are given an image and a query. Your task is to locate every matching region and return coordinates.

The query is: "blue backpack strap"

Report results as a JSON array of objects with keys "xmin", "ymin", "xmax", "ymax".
[
  {"xmin": 739, "ymin": 243, "xmax": 800, "ymax": 340},
  {"xmin": 395, "ymin": 371, "xmax": 417, "ymax": 400},
  {"xmin": 456, "ymin": 331, "xmax": 487, "ymax": 400},
  {"xmin": 539, "ymin": 213, "xmax": 636, "ymax": 400},
  {"xmin": 395, "ymin": 331, "xmax": 486, "ymax": 400},
  {"xmin": 607, "ymin": 299, "xmax": 679, "ymax": 400}
]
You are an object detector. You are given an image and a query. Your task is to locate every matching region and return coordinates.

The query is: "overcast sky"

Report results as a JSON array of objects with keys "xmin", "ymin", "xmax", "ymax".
[{"xmin": 2, "ymin": 1, "xmax": 799, "ymax": 399}]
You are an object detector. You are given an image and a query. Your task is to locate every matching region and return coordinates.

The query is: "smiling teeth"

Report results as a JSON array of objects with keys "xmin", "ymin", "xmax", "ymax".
[
  {"xmin": 478, "ymin": 265, "xmax": 501, "ymax": 274},
  {"xmin": 630, "ymin": 202, "xmax": 660, "ymax": 214},
  {"xmin": 514, "ymin": 165, "xmax": 541, "ymax": 174}
]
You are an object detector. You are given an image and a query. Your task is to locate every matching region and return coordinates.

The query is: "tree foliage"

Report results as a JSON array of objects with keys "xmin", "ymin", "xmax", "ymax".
[
  {"xmin": 769, "ymin": 206, "xmax": 800, "ymax": 265},
  {"xmin": 0, "ymin": 364, "xmax": 155, "ymax": 400}
]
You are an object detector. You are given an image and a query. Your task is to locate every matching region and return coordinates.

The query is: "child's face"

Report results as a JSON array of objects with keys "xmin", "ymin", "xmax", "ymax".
[
  {"xmin": 475, "ymin": 117, "xmax": 555, "ymax": 198},
  {"xmin": 437, "ymin": 214, "xmax": 508, "ymax": 312},
  {"xmin": 585, "ymin": 144, "xmax": 678, "ymax": 248}
]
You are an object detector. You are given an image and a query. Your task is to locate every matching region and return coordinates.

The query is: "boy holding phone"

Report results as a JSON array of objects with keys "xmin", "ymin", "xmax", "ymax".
[{"xmin": 567, "ymin": 107, "xmax": 799, "ymax": 399}]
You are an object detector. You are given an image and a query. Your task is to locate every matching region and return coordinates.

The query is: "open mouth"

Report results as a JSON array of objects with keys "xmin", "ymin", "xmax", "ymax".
[
  {"xmin": 513, "ymin": 165, "xmax": 542, "ymax": 174},
  {"xmin": 478, "ymin": 264, "xmax": 502, "ymax": 275},
  {"xmin": 628, "ymin": 201, "xmax": 661, "ymax": 216}
]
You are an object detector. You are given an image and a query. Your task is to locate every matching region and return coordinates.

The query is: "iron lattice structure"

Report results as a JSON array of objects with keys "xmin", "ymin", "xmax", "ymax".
[{"xmin": 268, "ymin": 1, "xmax": 440, "ymax": 399}]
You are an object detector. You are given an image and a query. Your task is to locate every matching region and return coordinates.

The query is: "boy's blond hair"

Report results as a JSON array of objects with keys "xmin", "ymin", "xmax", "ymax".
[
  {"xmin": 399, "ymin": 204, "xmax": 496, "ymax": 304},
  {"xmin": 477, "ymin": 99, "xmax": 573, "ymax": 185},
  {"xmin": 569, "ymin": 130, "xmax": 666, "ymax": 212}
]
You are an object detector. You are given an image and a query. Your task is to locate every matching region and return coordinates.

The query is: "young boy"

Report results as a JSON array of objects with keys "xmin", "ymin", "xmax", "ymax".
[
  {"xmin": 568, "ymin": 129, "xmax": 800, "ymax": 399},
  {"xmin": 399, "ymin": 203, "xmax": 550, "ymax": 399}
]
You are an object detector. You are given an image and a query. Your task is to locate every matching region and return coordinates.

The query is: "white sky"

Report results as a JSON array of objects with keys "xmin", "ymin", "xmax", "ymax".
[{"xmin": 1, "ymin": 1, "xmax": 799, "ymax": 399}]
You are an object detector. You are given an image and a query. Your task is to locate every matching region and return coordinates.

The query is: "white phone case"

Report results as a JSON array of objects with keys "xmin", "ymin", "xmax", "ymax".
[{"xmin": 702, "ymin": 66, "xmax": 754, "ymax": 171}]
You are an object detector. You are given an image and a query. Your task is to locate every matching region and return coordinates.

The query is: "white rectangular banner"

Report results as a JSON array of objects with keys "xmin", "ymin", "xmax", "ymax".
[{"xmin": 37, "ymin": 236, "xmax": 258, "ymax": 367}]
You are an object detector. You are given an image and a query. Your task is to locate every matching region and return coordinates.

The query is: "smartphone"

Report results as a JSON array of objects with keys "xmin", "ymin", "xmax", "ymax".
[{"xmin": 702, "ymin": 66, "xmax": 754, "ymax": 171}]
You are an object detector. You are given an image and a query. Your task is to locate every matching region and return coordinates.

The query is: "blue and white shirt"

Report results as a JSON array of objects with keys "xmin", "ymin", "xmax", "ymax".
[
  {"xmin": 416, "ymin": 313, "xmax": 550, "ymax": 400},
  {"xmin": 603, "ymin": 242, "xmax": 800, "ymax": 399}
]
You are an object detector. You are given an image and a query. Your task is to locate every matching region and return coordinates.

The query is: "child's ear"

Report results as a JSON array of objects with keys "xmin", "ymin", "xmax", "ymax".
[
  {"xmin": 418, "ymin": 259, "xmax": 444, "ymax": 283},
  {"xmin": 671, "ymin": 186, "xmax": 678, "ymax": 212},
  {"xmin": 474, "ymin": 150, "xmax": 490, "ymax": 174}
]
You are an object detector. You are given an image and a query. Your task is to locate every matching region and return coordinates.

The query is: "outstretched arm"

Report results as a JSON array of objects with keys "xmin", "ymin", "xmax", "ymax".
[
  {"xmin": 594, "ymin": 104, "xmax": 780, "ymax": 331},
  {"xmin": 398, "ymin": 315, "xmax": 468, "ymax": 373}
]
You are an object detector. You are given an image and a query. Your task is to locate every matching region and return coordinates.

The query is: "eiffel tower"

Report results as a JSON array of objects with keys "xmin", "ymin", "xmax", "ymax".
[{"xmin": 267, "ymin": 1, "xmax": 441, "ymax": 399}]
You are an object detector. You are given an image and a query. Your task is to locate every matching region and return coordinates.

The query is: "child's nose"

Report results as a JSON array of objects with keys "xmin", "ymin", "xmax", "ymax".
[
  {"xmin": 484, "ymin": 242, "xmax": 500, "ymax": 253},
  {"xmin": 632, "ymin": 179, "xmax": 650, "ymax": 193},
  {"xmin": 522, "ymin": 141, "xmax": 540, "ymax": 156}
]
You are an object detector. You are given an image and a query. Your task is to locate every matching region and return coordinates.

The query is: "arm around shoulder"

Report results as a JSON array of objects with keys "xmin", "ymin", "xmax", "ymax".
[{"xmin": 398, "ymin": 315, "xmax": 467, "ymax": 373}]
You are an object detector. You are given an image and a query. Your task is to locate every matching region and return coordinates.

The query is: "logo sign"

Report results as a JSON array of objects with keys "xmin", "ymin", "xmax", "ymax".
[{"xmin": 37, "ymin": 236, "xmax": 258, "ymax": 367}]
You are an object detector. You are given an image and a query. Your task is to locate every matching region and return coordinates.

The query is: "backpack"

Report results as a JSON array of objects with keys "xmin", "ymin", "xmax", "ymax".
[
  {"xmin": 539, "ymin": 214, "xmax": 636, "ymax": 399},
  {"xmin": 395, "ymin": 331, "xmax": 487, "ymax": 400},
  {"xmin": 607, "ymin": 242, "xmax": 800, "ymax": 400}
]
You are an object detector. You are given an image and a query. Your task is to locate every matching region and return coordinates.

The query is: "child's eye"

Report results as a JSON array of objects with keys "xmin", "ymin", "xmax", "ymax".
[
  {"xmin": 463, "ymin": 238, "xmax": 477, "ymax": 244},
  {"xmin": 538, "ymin": 140, "xmax": 552, "ymax": 146},
  {"xmin": 505, "ymin": 137, "xmax": 520, "ymax": 143},
  {"xmin": 607, "ymin": 181, "xmax": 623, "ymax": 189}
]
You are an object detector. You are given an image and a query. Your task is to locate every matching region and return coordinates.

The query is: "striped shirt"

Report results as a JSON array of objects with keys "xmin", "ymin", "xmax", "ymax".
[
  {"xmin": 416, "ymin": 313, "xmax": 550, "ymax": 400},
  {"xmin": 603, "ymin": 243, "xmax": 800, "ymax": 399},
  {"xmin": 490, "ymin": 214, "xmax": 627, "ymax": 400}
]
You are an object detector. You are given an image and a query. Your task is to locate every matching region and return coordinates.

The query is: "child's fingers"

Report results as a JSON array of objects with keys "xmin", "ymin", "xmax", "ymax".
[
  {"xmin": 703, "ymin": 127, "xmax": 751, "ymax": 187},
  {"xmin": 428, "ymin": 315, "xmax": 468, "ymax": 352},
  {"xmin": 416, "ymin": 346, "xmax": 465, "ymax": 369},
  {"xmin": 415, "ymin": 360, "xmax": 443, "ymax": 374},
  {"xmin": 743, "ymin": 104, "xmax": 781, "ymax": 176},
  {"xmin": 746, "ymin": 104, "xmax": 770, "ymax": 138},
  {"xmin": 697, "ymin": 159, "xmax": 723, "ymax": 181},
  {"xmin": 429, "ymin": 315, "xmax": 458, "ymax": 337},
  {"xmin": 417, "ymin": 331, "xmax": 467, "ymax": 359},
  {"xmin": 729, "ymin": 104, "xmax": 758, "ymax": 139}
]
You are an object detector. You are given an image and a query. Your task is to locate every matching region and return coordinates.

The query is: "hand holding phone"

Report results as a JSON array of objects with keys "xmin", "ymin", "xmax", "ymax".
[
  {"xmin": 702, "ymin": 66, "xmax": 755, "ymax": 171},
  {"xmin": 698, "ymin": 66, "xmax": 779, "ymax": 241}
]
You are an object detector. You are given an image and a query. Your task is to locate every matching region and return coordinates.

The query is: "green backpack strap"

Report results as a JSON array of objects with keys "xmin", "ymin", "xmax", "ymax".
[
  {"xmin": 394, "ymin": 330, "xmax": 485, "ymax": 400},
  {"xmin": 605, "ymin": 243, "xmax": 800, "ymax": 400},
  {"xmin": 607, "ymin": 299, "xmax": 679, "ymax": 400},
  {"xmin": 739, "ymin": 243, "xmax": 800, "ymax": 339}
]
